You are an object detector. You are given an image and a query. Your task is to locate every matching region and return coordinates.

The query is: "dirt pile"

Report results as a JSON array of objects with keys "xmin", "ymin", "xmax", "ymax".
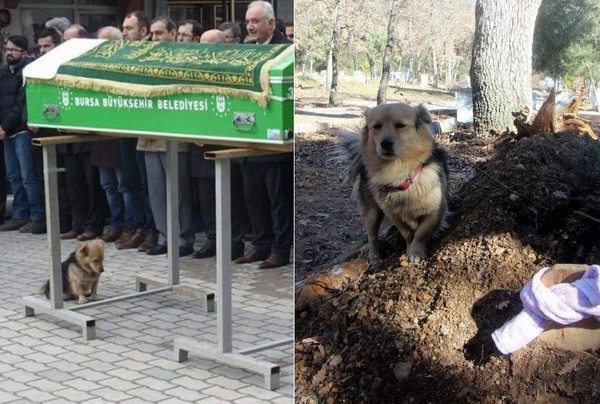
[{"xmin": 295, "ymin": 131, "xmax": 600, "ymax": 403}]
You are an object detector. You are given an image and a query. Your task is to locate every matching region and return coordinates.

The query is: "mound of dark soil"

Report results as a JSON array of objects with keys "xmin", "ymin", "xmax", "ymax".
[{"xmin": 295, "ymin": 131, "xmax": 600, "ymax": 403}]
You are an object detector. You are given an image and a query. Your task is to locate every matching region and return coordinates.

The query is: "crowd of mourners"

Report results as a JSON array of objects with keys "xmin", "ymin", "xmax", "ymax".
[{"xmin": 0, "ymin": 1, "xmax": 295, "ymax": 269}]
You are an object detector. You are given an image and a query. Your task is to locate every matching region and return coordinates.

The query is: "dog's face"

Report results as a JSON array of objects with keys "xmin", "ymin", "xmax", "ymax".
[
  {"xmin": 361, "ymin": 103, "xmax": 433, "ymax": 159},
  {"xmin": 75, "ymin": 240, "xmax": 105, "ymax": 274}
]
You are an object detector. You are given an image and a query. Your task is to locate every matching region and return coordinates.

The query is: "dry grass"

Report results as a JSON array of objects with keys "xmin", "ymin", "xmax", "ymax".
[{"xmin": 295, "ymin": 74, "xmax": 456, "ymax": 107}]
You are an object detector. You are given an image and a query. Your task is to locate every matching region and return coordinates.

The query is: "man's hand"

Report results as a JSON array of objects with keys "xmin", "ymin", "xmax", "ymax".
[{"xmin": 0, "ymin": 127, "xmax": 6, "ymax": 140}]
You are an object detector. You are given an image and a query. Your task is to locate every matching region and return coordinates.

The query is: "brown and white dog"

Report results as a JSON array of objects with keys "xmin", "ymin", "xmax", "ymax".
[
  {"xmin": 341, "ymin": 103, "xmax": 449, "ymax": 268},
  {"xmin": 38, "ymin": 240, "xmax": 105, "ymax": 304}
]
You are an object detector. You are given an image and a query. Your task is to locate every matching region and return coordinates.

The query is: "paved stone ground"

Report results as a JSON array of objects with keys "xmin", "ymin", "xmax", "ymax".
[{"xmin": 0, "ymin": 229, "xmax": 293, "ymax": 403}]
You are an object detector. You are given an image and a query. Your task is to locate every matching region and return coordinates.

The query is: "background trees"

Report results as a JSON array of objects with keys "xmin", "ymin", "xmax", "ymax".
[
  {"xmin": 296, "ymin": 0, "xmax": 600, "ymax": 131},
  {"xmin": 533, "ymin": 0, "xmax": 600, "ymax": 86},
  {"xmin": 295, "ymin": 0, "xmax": 475, "ymax": 89}
]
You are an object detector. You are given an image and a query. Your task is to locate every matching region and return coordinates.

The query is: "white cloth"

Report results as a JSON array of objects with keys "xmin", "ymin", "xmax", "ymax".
[
  {"xmin": 23, "ymin": 38, "xmax": 105, "ymax": 81},
  {"xmin": 492, "ymin": 265, "xmax": 600, "ymax": 354}
]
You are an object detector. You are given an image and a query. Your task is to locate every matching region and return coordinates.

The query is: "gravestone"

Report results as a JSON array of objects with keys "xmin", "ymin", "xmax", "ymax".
[{"xmin": 455, "ymin": 88, "xmax": 473, "ymax": 123}]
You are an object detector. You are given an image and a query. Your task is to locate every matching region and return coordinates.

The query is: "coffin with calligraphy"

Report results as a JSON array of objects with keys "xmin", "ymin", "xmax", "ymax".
[{"xmin": 24, "ymin": 38, "xmax": 293, "ymax": 145}]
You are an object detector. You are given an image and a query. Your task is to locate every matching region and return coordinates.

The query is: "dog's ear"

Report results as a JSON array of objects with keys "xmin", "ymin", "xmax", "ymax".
[
  {"xmin": 78, "ymin": 243, "xmax": 88, "ymax": 256},
  {"xmin": 360, "ymin": 107, "xmax": 371, "ymax": 141},
  {"xmin": 414, "ymin": 104, "xmax": 432, "ymax": 126}
]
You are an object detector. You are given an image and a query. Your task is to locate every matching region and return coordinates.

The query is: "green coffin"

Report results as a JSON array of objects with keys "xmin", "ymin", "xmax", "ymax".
[{"xmin": 24, "ymin": 39, "xmax": 294, "ymax": 145}]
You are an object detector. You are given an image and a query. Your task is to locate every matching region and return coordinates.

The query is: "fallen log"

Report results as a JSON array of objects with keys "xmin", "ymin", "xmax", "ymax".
[
  {"xmin": 530, "ymin": 88, "xmax": 556, "ymax": 134},
  {"xmin": 514, "ymin": 87, "xmax": 597, "ymax": 140}
]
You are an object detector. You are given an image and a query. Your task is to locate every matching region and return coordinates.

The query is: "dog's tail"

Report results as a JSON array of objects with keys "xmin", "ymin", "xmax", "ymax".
[
  {"xmin": 336, "ymin": 131, "xmax": 364, "ymax": 187},
  {"xmin": 33, "ymin": 280, "xmax": 50, "ymax": 298}
]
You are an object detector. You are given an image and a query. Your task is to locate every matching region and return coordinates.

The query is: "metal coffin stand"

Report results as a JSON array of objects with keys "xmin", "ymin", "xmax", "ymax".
[
  {"xmin": 22, "ymin": 137, "xmax": 292, "ymax": 390},
  {"xmin": 22, "ymin": 137, "xmax": 214, "ymax": 340},
  {"xmin": 173, "ymin": 148, "xmax": 293, "ymax": 391}
]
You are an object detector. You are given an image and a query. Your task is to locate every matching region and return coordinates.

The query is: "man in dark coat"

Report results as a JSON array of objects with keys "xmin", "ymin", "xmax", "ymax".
[
  {"xmin": 30, "ymin": 28, "xmax": 72, "ymax": 234},
  {"xmin": 235, "ymin": 1, "xmax": 293, "ymax": 269},
  {"xmin": 53, "ymin": 25, "xmax": 109, "ymax": 241},
  {"xmin": 244, "ymin": 0, "xmax": 291, "ymax": 45},
  {"xmin": 0, "ymin": 35, "xmax": 45, "ymax": 233}
]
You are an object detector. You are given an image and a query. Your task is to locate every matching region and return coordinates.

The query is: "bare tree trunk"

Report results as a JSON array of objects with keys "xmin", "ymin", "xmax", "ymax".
[
  {"xmin": 408, "ymin": 54, "xmax": 414, "ymax": 82},
  {"xmin": 366, "ymin": 54, "xmax": 376, "ymax": 79},
  {"xmin": 586, "ymin": 64, "xmax": 599, "ymax": 112},
  {"xmin": 471, "ymin": 0, "xmax": 542, "ymax": 135},
  {"xmin": 446, "ymin": 57, "xmax": 460, "ymax": 88},
  {"xmin": 432, "ymin": 51, "xmax": 438, "ymax": 89},
  {"xmin": 326, "ymin": 50, "xmax": 333, "ymax": 90},
  {"xmin": 328, "ymin": 0, "xmax": 344, "ymax": 106},
  {"xmin": 445, "ymin": 59, "xmax": 453, "ymax": 88},
  {"xmin": 377, "ymin": 0, "xmax": 400, "ymax": 104},
  {"xmin": 406, "ymin": 9, "xmax": 414, "ymax": 82},
  {"xmin": 429, "ymin": 0, "xmax": 438, "ymax": 89}
]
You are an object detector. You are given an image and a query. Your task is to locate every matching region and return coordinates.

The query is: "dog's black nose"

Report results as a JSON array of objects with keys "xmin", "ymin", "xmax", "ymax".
[
  {"xmin": 100, "ymin": 267, "xmax": 104, "ymax": 273},
  {"xmin": 380, "ymin": 137, "xmax": 395, "ymax": 153}
]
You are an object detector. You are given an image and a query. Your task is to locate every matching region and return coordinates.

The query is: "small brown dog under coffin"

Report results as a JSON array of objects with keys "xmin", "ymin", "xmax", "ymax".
[{"xmin": 37, "ymin": 240, "xmax": 105, "ymax": 304}]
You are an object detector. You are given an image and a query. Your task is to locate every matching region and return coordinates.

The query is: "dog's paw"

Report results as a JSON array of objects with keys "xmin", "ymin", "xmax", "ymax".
[
  {"xmin": 406, "ymin": 254, "xmax": 424, "ymax": 263},
  {"xmin": 78, "ymin": 296, "xmax": 88, "ymax": 304},
  {"xmin": 368, "ymin": 256, "xmax": 384, "ymax": 271},
  {"xmin": 406, "ymin": 244, "xmax": 428, "ymax": 263}
]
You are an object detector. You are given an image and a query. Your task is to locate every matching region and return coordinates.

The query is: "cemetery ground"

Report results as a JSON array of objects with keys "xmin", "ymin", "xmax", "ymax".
[{"xmin": 294, "ymin": 76, "xmax": 600, "ymax": 402}]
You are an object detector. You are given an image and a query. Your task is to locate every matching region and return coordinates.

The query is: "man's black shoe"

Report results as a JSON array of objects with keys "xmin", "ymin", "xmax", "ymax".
[
  {"xmin": 192, "ymin": 240, "xmax": 216, "ymax": 259},
  {"xmin": 146, "ymin": 244, "xmax": 168, "ymax": 255},
  {"xmin": 179, "ymin": 246, "xmax": 193, "ymax": 257}
]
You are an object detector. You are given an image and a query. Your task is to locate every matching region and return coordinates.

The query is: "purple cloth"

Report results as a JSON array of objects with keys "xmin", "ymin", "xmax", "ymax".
[{"xmin": 492, "ymin": 265, "xmax": 600, "ymax": 354}]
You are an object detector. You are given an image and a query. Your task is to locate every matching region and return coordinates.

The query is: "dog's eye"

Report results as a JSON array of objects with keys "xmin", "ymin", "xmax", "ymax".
[
  {"xmin": 395, "ymin": 122, "xmax": 406, "ymax": 129},
  {"xmin": 372, "ymin": 123, "xmax": 382, "ymax": 130}
]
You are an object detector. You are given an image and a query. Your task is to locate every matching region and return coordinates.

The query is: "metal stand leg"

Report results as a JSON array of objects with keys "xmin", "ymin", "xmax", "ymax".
[
  {"xmin": 22, "ymin": 143, "xmax": 99, "ymax": 340},
  {"xmin": 165, "ymin": 141, "xmax": 180, "ymax": 286},
  {"xmin": 216, "ymin": 158, "xmax": 233, "ymax": 353},
  {"xmin": 135, "ymin": 275, "xmax": 215, "ymax": 313},
  {"xmin": 173, "ymin": 155, "xmax": 288, "ymax": 390},
  {"xmin": 44, "ymin": 144, "xmax": 64, "ymax": 309}
]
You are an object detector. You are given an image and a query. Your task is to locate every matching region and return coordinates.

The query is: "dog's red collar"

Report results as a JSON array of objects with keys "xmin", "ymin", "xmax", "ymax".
[{"xmin": 379, "ymin": 164, "xmax": 423, "ymax": 193}]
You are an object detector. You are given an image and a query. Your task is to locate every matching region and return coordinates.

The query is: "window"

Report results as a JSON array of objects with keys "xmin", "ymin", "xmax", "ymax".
[
  {"xmin": 168, "ymin": 6, "xmax": 203, "ymax": 27},
  {"xmin": 20, "ymin": 0, "xmax": 74, "ymax": 4},
  {"xmin": 18, "ymin": 0, "xmax": 119, "ymax": 46},
  {"xmin": 79, "ymin": 0, "xmax": 118, "ymax": 5},
  {"xmin": 79, "ymin": 12, "xmax": 118, "ymax": 33},
  {"xmin": 20, "ymin": 8, "xmax": 75, "ymax": 46},
  {"xmin": 214, "ymin": 5, "xmax": 227, "ymax": 27}
]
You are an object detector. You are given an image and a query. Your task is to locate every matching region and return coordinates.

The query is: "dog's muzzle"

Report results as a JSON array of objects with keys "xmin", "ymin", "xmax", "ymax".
[{"xmin": 379, "ymin": 136, "xmax": 396, "ymax": 156}]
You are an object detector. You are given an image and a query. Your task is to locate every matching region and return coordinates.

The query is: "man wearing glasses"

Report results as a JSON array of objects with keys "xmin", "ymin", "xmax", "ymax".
[
  {"xmin": 0, "ymin": 36, "xmax": 45, "ymax": 234},
  {"xmin": 177, "ymin": 19, "xmax": 202, "ymax": 43}
]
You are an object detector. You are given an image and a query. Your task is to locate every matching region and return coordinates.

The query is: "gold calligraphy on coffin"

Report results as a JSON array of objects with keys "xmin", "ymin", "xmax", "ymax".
[
  {"xmin": 62, "ymin": 62, "xmax": 257, "ymax": 86},
  {"xmin": 44, "ymin": 43, "xmax": 292, "ymax": 107},
  {"xmin": 65, "ymin": 41, "xmax": 286, "ymax": 88}
]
